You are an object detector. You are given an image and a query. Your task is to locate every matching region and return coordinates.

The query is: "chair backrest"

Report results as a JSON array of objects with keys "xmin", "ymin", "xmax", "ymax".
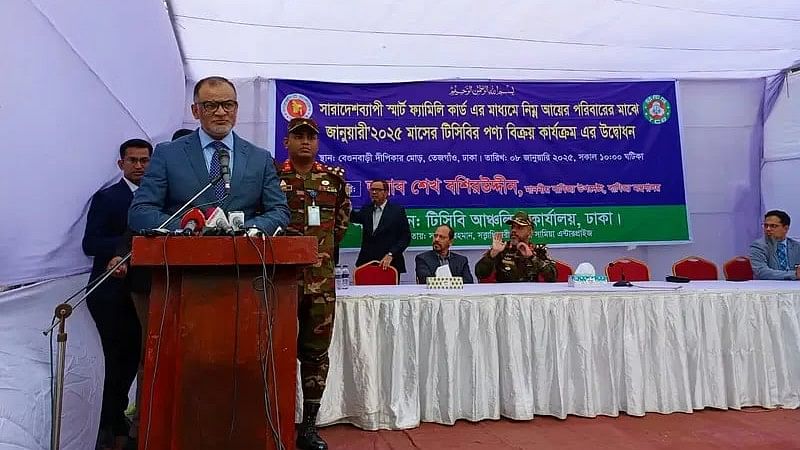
[
  {"xmin": 554, "ymin": 260, "xmax": 573, "ymax": 282},
  {"xmin": 482, "ymin": 260, "xmax": 572, "ymax": 282},
  {"xmin": 672, "ymin": 256, "xmax": 718, "ymax": 280},
  {"xmin": 353, "ymin": 260, "xmax": 399, "ymax": 285},
  {"xmin": 723, "ymin": 256, "xmax": 753, "ymax": 281},
  {"xmin": 605, "ymin": 258, "xmax": 650, "ymax": 282},
  {"xmin": 478, "ymin": 271, "xmax": 496, "ymax": 283}
]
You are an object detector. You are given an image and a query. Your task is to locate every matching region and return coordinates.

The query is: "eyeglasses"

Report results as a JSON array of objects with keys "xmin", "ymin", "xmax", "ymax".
[
  {"xmin": 763, "ymin": 223, "xmax": 784, "ymax": 229},
  {"xmin": 124, "ymin": 157, "xmax": 150, "ymax": 165},
  {"xmin": 197, "ymin": 100, "xmax": 238, "ymax": 114},
  {"xmin": 369, "ymin": 188, "xmax": 386, "ymax": 192}
]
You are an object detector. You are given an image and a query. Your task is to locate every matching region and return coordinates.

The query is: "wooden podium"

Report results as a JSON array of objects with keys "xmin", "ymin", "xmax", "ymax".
[{"xmin": 131, "ymin": 236, "xmax": 317, "ymax": 450}]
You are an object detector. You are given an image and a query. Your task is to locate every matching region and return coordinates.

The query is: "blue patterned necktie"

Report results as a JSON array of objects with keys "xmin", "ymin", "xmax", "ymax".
[
  {"xmin": 777, "ymin": 241, "xmax": 789, "ymax": 270},
  {"xmin": 209, "ymin": 141, "xmax": 229, "ymax": 201}
]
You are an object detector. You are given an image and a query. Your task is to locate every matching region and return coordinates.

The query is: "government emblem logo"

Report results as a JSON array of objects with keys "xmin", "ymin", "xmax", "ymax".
[
  {"xmin": 642, "ymin": 95, "xmax": 671, "ymax": 124},
  {"xmin": 281, "ymin": 93, "xmax": 313, "ymax": 121}
]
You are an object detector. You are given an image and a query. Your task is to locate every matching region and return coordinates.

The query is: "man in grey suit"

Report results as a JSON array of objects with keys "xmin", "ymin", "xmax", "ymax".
[
  {"xmin": 750, "ymin": 209, "xmax": 800, "ymax": 280},
  {"xmin": 415, "ymin": 224, "xmax": 474, "ymax": 283},
  {"xmin": 129, "ymin": 77, "xmax": 289, "ymax": 234}
]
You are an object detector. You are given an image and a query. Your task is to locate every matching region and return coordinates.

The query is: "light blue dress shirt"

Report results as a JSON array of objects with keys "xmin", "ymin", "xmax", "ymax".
[{"xmin": 198, "ymin": 129, "xmax": 235, "ymax": 176}]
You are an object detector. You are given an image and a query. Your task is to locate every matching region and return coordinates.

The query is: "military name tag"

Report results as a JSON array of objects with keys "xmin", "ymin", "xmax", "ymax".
[{"xmin": 307, "ymin": 205, "xmax": 321, "ymax": 226}]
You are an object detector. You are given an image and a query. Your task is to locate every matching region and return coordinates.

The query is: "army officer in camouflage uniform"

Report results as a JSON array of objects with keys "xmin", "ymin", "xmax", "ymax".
[
  {"xmin": 277, "ymin": 117, "xmax": 351, "ymax": 450},
  {"xmin": 475, "ymin": 211, "xmax": 557, "ymax": 282}
]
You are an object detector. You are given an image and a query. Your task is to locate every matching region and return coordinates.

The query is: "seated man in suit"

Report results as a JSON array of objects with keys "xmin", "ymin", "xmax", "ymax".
[
  {"xmin": 415, "ymin": 224, "xmax": 474, "ymax": 283},
  {"xmin": 350, "ymin": 180, "xmax": 411, "ymax": 275},
  {"xmin": 129, "ymin": 76, "xmax": 289, "ymax": 234},
  {"xmin": 83, "ymin": 138, "xmax": 152, "ymax": 450},
  {"xmin": 475, "ymin": 211, "xmax": 556, "ymax": 283},
  {"xmin": 750, "ymin": 209, "xmax": 800, "ymax": 280}
]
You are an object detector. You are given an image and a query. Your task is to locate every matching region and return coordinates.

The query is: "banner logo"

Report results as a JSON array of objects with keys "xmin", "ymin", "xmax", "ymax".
[
  {"xmin": 642, "ymin": 95, "xmax": 671, "ymax": 124},
  {"xmin": 281, "ymin": 93, "xmax": 313, "ymax": 120}
]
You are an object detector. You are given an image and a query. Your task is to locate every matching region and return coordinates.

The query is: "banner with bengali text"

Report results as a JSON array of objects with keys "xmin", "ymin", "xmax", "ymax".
[{"xmin": 273, "ymin": 80, "xmax": 689, "ymax": 248}]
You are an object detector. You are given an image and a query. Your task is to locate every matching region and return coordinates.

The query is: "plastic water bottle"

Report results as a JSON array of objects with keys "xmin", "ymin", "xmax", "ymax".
[
  {"xmin": 341, "ymin": 265, "xmax": 350, "ymax": 289},
  {"xmin": 334, "ymin": 265, "xmax": 343, "ymax": 290}
]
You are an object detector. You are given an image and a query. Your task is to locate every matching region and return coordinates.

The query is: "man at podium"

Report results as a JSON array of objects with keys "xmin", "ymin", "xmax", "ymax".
[
  {"xmin": 277, "ymin": 117, "xmax": 352, "ymax": 450},
  {"xmin": 128, "ymin": 76, "xmax": 289, "ymax": 234}
]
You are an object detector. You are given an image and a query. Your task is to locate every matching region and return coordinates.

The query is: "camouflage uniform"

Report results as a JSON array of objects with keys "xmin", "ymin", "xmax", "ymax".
[
  {"xmin": 474, "ymin": 242, "xmax": 556, "ymax": 282},
  {"xmin": 474, "ymin": 211, "xmax": 557, "ymax": 282},
  {"xmin": 278, "ymin": 159, "xmax": 351, "ymax": 402}
]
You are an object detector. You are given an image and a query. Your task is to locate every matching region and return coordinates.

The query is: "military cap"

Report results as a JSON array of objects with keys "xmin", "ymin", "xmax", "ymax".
[
  {"xmin": 288, "ymin": 117, "xmax": 319, "ymax": 134},
  {"xmin": 506, "ymin": 211, "xmax": 532, "ymax": 227}
]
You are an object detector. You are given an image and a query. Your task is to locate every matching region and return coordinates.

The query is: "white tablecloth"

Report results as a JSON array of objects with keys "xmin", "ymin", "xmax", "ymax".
[{"xmin": 317, "ymin": 281, "xmax": 800, "ymax": 430}]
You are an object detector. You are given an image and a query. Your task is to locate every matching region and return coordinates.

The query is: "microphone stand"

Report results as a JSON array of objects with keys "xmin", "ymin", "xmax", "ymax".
[
  {"xmin": 612, "ymin": 266, "xmax": 633, "ymax": 287},
  {"xmin": 43, "ymin": 174, "xmax": 223, "ymax": 450}
]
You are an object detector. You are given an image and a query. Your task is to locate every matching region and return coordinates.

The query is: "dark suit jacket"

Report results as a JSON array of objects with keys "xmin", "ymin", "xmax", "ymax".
[
  {"xmin": 128, "ymin": 131, "xmax": 289, "ymax": 234},
  {"xmin": 115, "ymin": 229, "xmax": 151, "ymax": 294},
  {"xmin": 415, "ymin": 250, "xmax": 474, "ymax": 284},
  {"xmin": 82, "ymin": 179, "xmax": 132, "ymax": 308},
  {"xmin": 83, "ymin": 180, "xmax": 133, "ymax": 281},
  {"xmin": 351, "ymin": 201, "xmax": 412, "ymax": 273}
]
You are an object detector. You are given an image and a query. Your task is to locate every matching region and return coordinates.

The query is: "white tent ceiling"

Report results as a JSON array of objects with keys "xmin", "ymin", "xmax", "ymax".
[{"xmin": 171, "ymin": 0, "xmax": 800, "ymax": 82}]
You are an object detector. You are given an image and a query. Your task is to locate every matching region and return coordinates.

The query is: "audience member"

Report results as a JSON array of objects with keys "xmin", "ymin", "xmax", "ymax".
[
  {"xmin": 750, "ymin": 209, "xmax": 800, "ymax": 280},
  {"xmin": 415, "ymin": 224, "xmax": 474, "ymax": 283}
]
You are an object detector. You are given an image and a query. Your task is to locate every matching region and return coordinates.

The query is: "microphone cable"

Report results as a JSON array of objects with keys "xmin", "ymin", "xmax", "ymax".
[
  {"xmin": 246, "ymin": 233, "xmax": 284, "ymax": 449},
  {"xmin": 228, "ymin": 233, "xmax": 242, "ymax": 443},
  {"xmin": 143, "ymin": 234, "xmax": 172, "ymax": 450}
]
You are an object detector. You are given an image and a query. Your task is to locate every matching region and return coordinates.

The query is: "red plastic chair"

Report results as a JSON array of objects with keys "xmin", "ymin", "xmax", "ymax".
[
  {"xmin": 605, "ymin": 258, "xmax": 650, "ymax": 282},
  {"xmin": 478, "ymin": 271, "xmax": 496, "ymax": 283},
  {"xmin": 480, "ymin": 260, "xmax": 570, "ymax": 282},
  {"xmin": 353, "ymin": 260, "xmax": 399, "ymax": 285},
  {"xmin": 554, "ymin": 260, "xmax": 573, "ymax": 282},
  {"xmin": 723, "ymin": 256, "xmax": 753, "ymax": 281},
  {"xmin": 672, "ymin": 256, "xmax": 718, "ymax": 280}
]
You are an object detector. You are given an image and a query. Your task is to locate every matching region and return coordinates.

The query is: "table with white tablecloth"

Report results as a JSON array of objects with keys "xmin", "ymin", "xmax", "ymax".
[{"xmin": 316, "ymin": 281, "xmax": 800, "ymax": 430}]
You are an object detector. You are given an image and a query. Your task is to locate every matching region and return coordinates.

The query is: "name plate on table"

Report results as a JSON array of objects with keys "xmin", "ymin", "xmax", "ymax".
[
  {"xmin": 568, "ymin": 274, "xmax": 608, "ymax": 287},
  {"xmin": 426, "ymin": 277, "xmax": 464, "ymax": 289}
]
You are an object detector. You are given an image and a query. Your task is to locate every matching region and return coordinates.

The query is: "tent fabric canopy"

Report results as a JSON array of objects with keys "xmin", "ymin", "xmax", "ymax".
[{"xmin": 172, "ymin": 0, "xmax": 800, "ymax": 82}]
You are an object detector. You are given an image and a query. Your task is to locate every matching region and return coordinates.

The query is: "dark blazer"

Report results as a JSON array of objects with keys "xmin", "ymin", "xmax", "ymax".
[
  {"xmin": 115, "ymin": 229, "xmax": 151, "ymax": 294},
  {"xmin": 351, "ymin": 201, "xmax": 412, "ymax": 273},
  {"xmin": 415, "ymin": 250, "xmax": 474, "ymax": 284},
  {"xmin": 83, "ymin": 179, "xmax": 133, "ymax": 282},
  {"xmin": 128, "ymin": 131, "xmax": 289, "ymax": 234}
]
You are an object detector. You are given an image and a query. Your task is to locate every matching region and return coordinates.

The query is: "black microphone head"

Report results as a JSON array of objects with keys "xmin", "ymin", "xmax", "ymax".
[
  {"xmin": 217, "ymin": 151, "xmax": 231, "ymax": 191},
  {"xmin": 218, "ymin": 150, "xmax": 230, "ymax": 166}
]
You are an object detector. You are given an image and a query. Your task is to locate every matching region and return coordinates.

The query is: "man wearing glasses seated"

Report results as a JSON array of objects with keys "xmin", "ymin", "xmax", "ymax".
[{"xmin": 750, "ymin": 210, "xmax": 800, "ymax": 280}]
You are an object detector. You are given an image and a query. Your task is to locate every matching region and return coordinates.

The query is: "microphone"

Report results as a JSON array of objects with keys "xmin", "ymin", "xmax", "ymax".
[
  {"xmin": 228, "ymin": 211, "xmax": 245, "ymax": 234},
  {"xmin": 609, "ymin": 262, "xmax": 633, "ymax": 287},
  {"xmin": 218, "ymin": 151, "xmax": 231, "ymax": 194},
  {"xmin": 204, "ymin": 207, "xmax": 232, "ymax": 235},
  {"xmin": 177, "ymin": 207, "xmax": 206, "ymax": 235}
]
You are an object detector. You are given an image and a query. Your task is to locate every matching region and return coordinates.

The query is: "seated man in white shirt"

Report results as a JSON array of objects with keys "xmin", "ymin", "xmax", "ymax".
[{"xmin": 750, "ymin": 209, "xmax": 800, "ymax": 280}]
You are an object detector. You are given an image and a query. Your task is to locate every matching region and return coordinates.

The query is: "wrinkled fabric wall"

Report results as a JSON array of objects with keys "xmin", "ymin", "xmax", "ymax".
[
  {"xmin": 763, "ymin": 71, "xmax": 800, "ymax": 225},
  {"xmin": 0, "ymin": 0, "xmax": 185, "ymax": 286},
  {"xmin": 0, "ymin": 274, "xmax": 103, "ymax": 450}
]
